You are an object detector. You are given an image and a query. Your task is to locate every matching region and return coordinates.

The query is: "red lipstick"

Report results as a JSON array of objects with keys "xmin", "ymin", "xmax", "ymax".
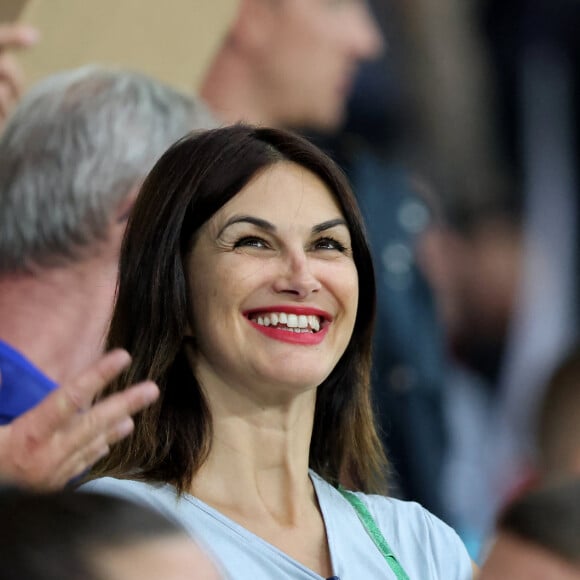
[
  {"xmin": 243, "ymin": 305, "xmax": 332, "ymax": 345},
  {"xmin": 248, "ymin": 320, "xmax": 329, "ymax": 345}
]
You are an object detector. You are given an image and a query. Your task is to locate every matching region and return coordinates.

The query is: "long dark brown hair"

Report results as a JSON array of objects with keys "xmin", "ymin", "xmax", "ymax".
[{"xmin": 90, "ymin": 125, "xmax": 388, "ymax": 494}]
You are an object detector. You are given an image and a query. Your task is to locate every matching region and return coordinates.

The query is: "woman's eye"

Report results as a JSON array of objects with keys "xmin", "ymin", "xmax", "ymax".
[
  {"xmin": 233, "ymin": 236, "xmax": 269, "ymax": 249},
  {"xmin": 314, "ymin": 237, "xmax": 347, "ymax": 252}
]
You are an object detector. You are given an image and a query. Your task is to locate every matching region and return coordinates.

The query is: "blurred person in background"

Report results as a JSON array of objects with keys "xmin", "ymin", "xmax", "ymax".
[
  {"xmin": 200, "ymin": 0, "xmax": 455, "ymax": 523},
  {"xmin": 479, "ymin": 478, "xmax": 580, "ymax": 580},
  {"xmin": 200, "ymin": 0, "xmax": 383, "ymax": 131},
  {"xmin": 416, "ymin": 189, "xmax": 525, "ymax": 511},
  {"xmin": 394, "ymin": 0, "xmax": 530, "ymax": 543},
  {"xmin": 471, "ymin": 0, "xmax": 580, "ymax": 533},
  {"xmin": 0, "ymin": 486, "xmax": 221, "ymax": 580},
  {"xmin": 376, "ymin": 0, "xmax": 580, "ymax": 558},
  {"xmin": 0, "ymin": 66, "xmax": 215, "ymax": 488},
  {"xmin": 536, "ymin": 345, "xmax": 580, "ymax": 481}
]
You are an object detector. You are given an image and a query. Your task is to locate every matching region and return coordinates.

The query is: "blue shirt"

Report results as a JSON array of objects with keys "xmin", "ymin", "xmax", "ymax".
[{"xmin": 0, "ymin": 340, "xmax": 57, "ymax": 425}]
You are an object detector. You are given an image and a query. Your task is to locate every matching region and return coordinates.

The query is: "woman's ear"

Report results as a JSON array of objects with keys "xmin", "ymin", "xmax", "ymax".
[
  {"xmin": 183, "ymin": 311, "xmax": 197, "ymax": 341},
  {"xmin": 184, "ymin": 324, "xmax": 195, "ymax": 340},
  {"xmin": 182, "ymin": 335, "xmax": 197, "ymax": 358}
]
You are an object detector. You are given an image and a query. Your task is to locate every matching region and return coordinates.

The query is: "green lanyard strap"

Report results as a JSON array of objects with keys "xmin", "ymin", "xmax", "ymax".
[{"xmin": 338, "ymin": 487, "xmax": 411, "ymax": 580}]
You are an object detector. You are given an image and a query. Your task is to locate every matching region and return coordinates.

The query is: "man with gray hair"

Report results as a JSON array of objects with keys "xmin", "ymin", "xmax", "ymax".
[{"xmin": 0, "ymin": 66, "xmax": 215, "ymax": 488}]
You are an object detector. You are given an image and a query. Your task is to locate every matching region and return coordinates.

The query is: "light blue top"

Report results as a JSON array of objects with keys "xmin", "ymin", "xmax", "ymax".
[{"xmin": 81, "ymin": 471, "xmax": 472, "ymax": 580}]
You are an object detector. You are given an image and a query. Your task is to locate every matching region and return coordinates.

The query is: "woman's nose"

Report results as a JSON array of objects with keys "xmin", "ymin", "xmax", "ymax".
[{"xmin": 273, "ymin": 252, "xmax": 322, "ymax": 298}]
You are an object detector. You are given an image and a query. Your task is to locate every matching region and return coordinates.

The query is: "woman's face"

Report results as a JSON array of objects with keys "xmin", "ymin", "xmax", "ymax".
[{"xmin": 186, "ymin": 161, "xmax": 359, "ymax": 402}]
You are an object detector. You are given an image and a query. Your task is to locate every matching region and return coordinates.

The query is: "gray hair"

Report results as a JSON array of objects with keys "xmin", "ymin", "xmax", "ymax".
[{"xmin": 0, "ymin": 66, "xmax": 217, "ymax": 273}]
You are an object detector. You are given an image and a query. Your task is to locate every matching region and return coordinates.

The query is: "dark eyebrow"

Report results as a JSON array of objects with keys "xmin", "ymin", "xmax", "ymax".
[
  {"xmin": 312, "ymin": 218, "xmax": 348, "ymax": 234},
  {"xmin": 218, "ymin": 215, "xmax": 275, "ymax": 237},
  {"xmin": 218, "ymin": 215, "xmax": 348, "ymax": 237}
]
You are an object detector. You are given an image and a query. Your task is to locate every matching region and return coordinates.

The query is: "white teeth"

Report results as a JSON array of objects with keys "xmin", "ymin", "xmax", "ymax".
[
  {"xmin": 309, "ymin": 315, "xmax": 320, "ymax": 332},
  {"xmin": 251, "ymin": 311, "xmax": 323, "ymax": 332}
]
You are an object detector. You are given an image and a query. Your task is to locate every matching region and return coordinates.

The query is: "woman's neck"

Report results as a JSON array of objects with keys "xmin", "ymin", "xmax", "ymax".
[
  {"xmin": 191, "ymin": 390, "xmax": 317, "ymax": 524},
  {"xmin": 189, "ymin": 378, "xmax": 333, "ymax": 577}
]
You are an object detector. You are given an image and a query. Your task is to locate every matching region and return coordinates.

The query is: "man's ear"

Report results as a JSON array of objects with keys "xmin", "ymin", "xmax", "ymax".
[
  {"xmin": 229, "ymin": 0, "xmax": 278, "ymax": 52},
  {"xmin": 114, "ymin": 184, "xmax": 141, "ymax": 225}
]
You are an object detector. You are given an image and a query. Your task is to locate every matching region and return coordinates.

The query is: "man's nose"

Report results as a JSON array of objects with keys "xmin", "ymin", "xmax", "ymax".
[{"xmin": 350, "ymin": 2, "xmax": 385, "ymax": 60}]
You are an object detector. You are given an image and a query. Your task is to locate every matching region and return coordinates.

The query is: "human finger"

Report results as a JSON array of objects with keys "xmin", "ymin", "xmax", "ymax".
[
  {"xmin": 0, "ymin": 53, "xmax": 24, "ymax": 99},
  {"xmin": 68, "ymin": 416, "xmax": 136, "ymax": 471},
  {"xmin": 34, "ymin": 439, "xmax": 110, "ymax": 491},
  {"xmin": 0, "ymin": 24, "xmax": 39, "ymax": 50},
  {"xmin": 5, "ymin": 414, "xmax": 135, "ymax": 491},
  {"xmin": 58, "ymin": 381, "xmax": 158, "ymax": 456},
  {"xmin": 0, "ymin": 81, "xmax": 13, "ymax": 120},
  {"xmin": 57, "ymin": 382, "xmax": 159, "ymax": 485},
  {"xmin": 51, "ymin": 419, "xmax": 136, "ymax": 488},
  {"xmin": 23, "ymin": 349, "xmax": 133, "ymax": 440}
]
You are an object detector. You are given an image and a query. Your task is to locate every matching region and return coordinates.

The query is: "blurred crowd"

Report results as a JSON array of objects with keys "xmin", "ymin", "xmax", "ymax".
[{"xmin": 0, "ymin": 0, "xmax": 579, "ymax": 578}]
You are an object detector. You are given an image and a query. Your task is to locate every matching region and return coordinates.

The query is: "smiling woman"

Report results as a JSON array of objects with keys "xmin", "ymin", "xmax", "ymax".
[
  {"xmin": 187, "ymin": 161, "xmax": 359, "ymax": 402},
  {"xmin": 82, "ymin": 125, "xmax": 473, "ymax": 579}
]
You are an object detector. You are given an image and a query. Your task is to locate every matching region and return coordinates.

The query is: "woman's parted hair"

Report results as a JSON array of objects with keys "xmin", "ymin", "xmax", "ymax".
[{"xmin": 91, "ymin": 125, "xmax": 387, "ymax": 494}]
